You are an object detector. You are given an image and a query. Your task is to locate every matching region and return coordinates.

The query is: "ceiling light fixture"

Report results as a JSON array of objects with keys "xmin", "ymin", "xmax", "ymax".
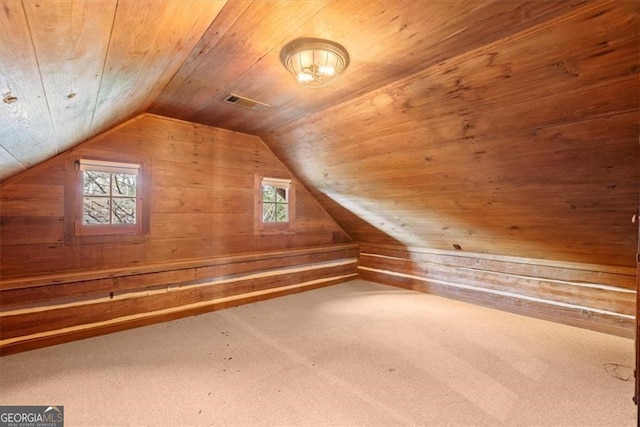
[{"xmin": 279, "ymin": 37, "xmax": 350, "ymax": 88}]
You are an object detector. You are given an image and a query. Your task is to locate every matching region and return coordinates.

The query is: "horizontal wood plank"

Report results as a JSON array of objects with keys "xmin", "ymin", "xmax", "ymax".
[{"xmin": 358, "ymin": 243, "xmax": 635, "ymax": 337}]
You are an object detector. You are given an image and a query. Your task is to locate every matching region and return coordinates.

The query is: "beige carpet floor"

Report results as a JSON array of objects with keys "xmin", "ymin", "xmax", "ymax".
[{"xmin": 0, "ymin": 280, "xmax": 635, "ymax": 426}]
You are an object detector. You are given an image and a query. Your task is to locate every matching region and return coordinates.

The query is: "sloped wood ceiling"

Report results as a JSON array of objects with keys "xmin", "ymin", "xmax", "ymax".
[{"xmin": 1, "ymin": 0, "xmax": 638, "ymax": 267}]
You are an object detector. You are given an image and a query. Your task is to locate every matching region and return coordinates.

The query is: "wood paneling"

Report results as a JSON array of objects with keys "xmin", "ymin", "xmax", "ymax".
[
  {"xmin": 1, "ymin": 0, "xmax": 637, "ymax": 269},
  {"xmin": 0, "ymin": 0, "xmax": 57, "ymax": 167},
  {"xmin": 1, "ymin": 0, "xmax": 597, "ymax": 181},
  {"xmin": 0, "ymin": 114, "xmax": 349, "ymax": 279},
  {"xmin": 264, "ymin": 0, "xmax": 639, "ymax": 268},
  {"xmin": 151, "ymin": 0, "xmax": 590, "ymax": 136},
  {"xmin": 89, "ymin": 0, "xmax": 227, "ymax": 137},
  {"xmin": 359, "ymin": 243, "xmax": 636, "ymax": 337},
  {"xmin": 0, "ymin": 112, "xmax": 355, "ymax": 353},
  {"xmin": 1, "ymin": 244, "xmax": 359, "ymax": 355},
  {"xmin": 22, "ymin": 0, "xmax": 116, "ymax": 152},
  {"xmin": 0, "ymin": 0, "xmax": 637, "ymax": 346},
  {"xmin": 0, "ymin": 0, "xmax": 226, "ymax": 180}
]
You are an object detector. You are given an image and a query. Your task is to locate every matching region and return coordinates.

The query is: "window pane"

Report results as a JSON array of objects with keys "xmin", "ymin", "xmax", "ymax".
[
  {"xmin": 113, "ymin": 198, "xmax": 136, "ymax": 224},
  {"xmin": 263, "ymin": 202, "xmax": 276, "ymax": 222},
  {"xmin": 276, "ymin": 204, "xmax": 289, "ymax": 222},
  {"xmin": 113, "ymin": 173, "xmax": 136, "ymax": 196},
  {"xmin": 83, "ymin": 197, "xmax": 111, "ymax": 224},
  {"xmin": 83, "ymin": 171, "xmax": 110, "ymax": 195},
  {"xmin": 275, "ymin": 187, "xmax": 288, "ymax": 203},
  {"xmin": 263, "ymin": 185, "xmax": 275, "ymax": 202}
]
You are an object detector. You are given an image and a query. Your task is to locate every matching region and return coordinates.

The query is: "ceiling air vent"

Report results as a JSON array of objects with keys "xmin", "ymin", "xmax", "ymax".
[{"xmin": 223, "ymin": 93, "xmax": 270, "ymax": 111}]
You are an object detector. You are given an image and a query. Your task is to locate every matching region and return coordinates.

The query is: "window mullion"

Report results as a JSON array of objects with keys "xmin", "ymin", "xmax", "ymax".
[{"xmin": 109, "ymin": 172, "xmax": 114, "ymax": 225}]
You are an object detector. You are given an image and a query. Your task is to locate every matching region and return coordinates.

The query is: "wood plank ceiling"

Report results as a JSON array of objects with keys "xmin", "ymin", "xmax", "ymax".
[{"xmin": 1, "ymin": 0, "xmax": 638, "ymax": 266}]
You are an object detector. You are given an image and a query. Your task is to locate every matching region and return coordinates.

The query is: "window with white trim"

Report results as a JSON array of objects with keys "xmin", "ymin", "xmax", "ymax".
[
  {"xmin": 262, "ymin": 177, "xmax": 291, "ymax": 223},
  {"xmin": 80, "ymin": 159, "xmax": 139, "ymax": 226},
  {"xmin": 65, "ymin": 158, "xmax": 149, "ymax": 239},
  {"xmin": 255, "ymin": 176, "xmax": 295, "ymax": 233}
]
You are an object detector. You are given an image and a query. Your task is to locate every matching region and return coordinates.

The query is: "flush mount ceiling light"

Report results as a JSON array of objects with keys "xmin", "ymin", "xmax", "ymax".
[{"xmin": 279, "ymin": 37, "xmax": 350, "ymax": 88}]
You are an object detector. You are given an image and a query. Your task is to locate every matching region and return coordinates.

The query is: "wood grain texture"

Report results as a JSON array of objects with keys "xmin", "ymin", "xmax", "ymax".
[
  {"xmin": 359, "ymin": 243, "xmax": 636, "ymax": 338},
  {"xmin": 0, "ymin": 107, "xmax": 353, "ymax": 354},
  {"xmin": 1, "ymin": 259, "xmax": 357, "ymax": 340},
  {"xmin": 0, "ymin": 0, "xmax": 56, "ymax": 174},
  {"xmin": 264, "ymin": 0, "xmax": 639, "ymax": 268},
  {"xmin": 0, "ymin": 0, "xmax": 225, "ymax": 180},
  {"xmin": 22, "ymin": 0, "xmax": 116, "ymax": 152},
  {"xmin": 0, "ymin": 0, "xmax": 637, "ymax": 348},
  {"xmin": 0, "ymin": 114, "xmax": 350, "ymax": 279},
  {"xmin": 89, "ymin": 0, "xmax": 226, "ymax": 137},
  {"xmin": 0, "ymin": 275, "xmax": 353, "ymax": 357},
  {"xmin": 1, "ymin": 0, "xmax": 637, "ymax": 270},
  {"xmin": 0, "ymin": 245, "xmax": 357, "ymax": 355},
  {"xmin": 151, "ymin": 0, "xmax": 590, "ymax": 135}
]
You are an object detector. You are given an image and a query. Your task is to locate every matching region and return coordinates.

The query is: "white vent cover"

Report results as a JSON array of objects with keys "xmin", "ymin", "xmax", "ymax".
[{"xmin": 223, "ymin": 93, "xmax": 271, "ymax": 111}]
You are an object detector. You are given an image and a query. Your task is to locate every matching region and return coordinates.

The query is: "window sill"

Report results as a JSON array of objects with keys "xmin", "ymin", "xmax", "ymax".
[
  {"xmin": 64, "ymin": 232, "xmax": 149, "ymax": 246},
  {"xmin": 255, "ymin": 226, "xmax": 296, "ymax": 236}
]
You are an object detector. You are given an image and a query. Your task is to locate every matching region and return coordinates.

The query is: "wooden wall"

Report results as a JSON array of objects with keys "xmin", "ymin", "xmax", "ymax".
[
  {"xmin": 359, "ymin": 244, "xmax": 635, "ymax": 338},
  {"xmin": 0, "ymin": 114, "xmax": 357, "ymax": 355},
  {"xmin": 264, "ymin": 1, "xmax": 639, "ymax": 269},
  {"xmin": 259, "ymin": 1, "xmax": 638, "ymax": 337}
]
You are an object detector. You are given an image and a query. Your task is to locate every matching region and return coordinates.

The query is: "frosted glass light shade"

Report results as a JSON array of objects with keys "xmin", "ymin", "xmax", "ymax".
[{"xmin": 280, "ymin": 38, "xmax": 350, "ymax": 88}]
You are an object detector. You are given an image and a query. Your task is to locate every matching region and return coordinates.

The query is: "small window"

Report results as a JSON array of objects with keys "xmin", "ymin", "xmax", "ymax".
[
  {"xmin": 262, "ymin": 178, "xmax": 290, "ymax": 223},
  {"xmin": 80, "ymin": 159, "xmax": 139, "ymax": 227},
  {"xmin": 65, "ymin": 157, "xmax": 150, "ymax": 241},
  {"xmin": 255, "ymin": 176, "xmax": 295, "ymax": 233}
]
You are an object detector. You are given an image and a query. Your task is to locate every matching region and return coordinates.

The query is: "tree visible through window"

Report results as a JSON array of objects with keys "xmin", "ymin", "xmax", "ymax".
[
  {"xmin": 76, "ymin": 159, "xmax": 142, "ymax": 234},
  {"xmin": 254, "ymin": 176, "xmax": 294, "ymax": 234},
  {"xmin": 65, "ymin": 157, "xmax": 149, "ymax": 242},
  {"xmin": 262, "ymin": 178, "xmax": 291, "ymax": 223},
  {"xmin": 83, "ymin": 169, "xmax": 137, "ymax": 225},
  {"xmin": 262, "ymin": 181, "xmax": 289, "ymax": 223}
]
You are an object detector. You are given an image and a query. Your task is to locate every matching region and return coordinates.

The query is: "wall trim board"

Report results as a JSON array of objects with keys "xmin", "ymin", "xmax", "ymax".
[
  {"xmin": 360, "ymin": 243, "xmax": 636, "ymax": 289},
  {"xmin": 361, "ymin": 243, "xmax": 636, "ymax": 276},
  {"xmin": 358, "ymin": 243, "xmax": 636, "ymax": 338},
  {"xmin": 359, "ymin": 267, "xmax": 633, "ymax": 339},
  {"xmin": 0, "ymin": 244, "xmax": 359, "ymax": 355},
  {"xmin": 361, "ymin": 252, "xmax": 635, "ymax": 294},
  {"xmin": 0, "ymin": 274, "xmax": 355, "ymax": 357},
  {"xmin": 0, "ymin": 243, "xmax": 359, "ymax": 292},
  {"xmin": 359, "ymin": 266, "xmax": 633, "ymax": 320}
]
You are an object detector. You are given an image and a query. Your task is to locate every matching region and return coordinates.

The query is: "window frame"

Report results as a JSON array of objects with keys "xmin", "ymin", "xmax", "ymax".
[
  {"xmin": 65, "ymin": 156, "xmax": 151, "ymax": 244},
  {"xmin": 254, "ymin": 175, "xmax": 295, "ymax": 234}
]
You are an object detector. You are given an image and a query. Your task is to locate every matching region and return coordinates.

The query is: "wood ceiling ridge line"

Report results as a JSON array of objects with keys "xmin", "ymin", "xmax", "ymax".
[
  {"xmin": 480, "ymin": 0, "xmax": 622, "ymax": 48},
  {"xmin": 225, "ymin": 0, "xmax": 331, "ymax": 83},
  {"xmin": 146, "ymin": 0, "xmax": 244, "ymax": 111},
  {"xmin": 177, "ymin": 0, "xmax": 334, "ymax": 124},
  {"xmin": 134, "ymin": 10, "xmax": 204, "ymax": 113}
]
